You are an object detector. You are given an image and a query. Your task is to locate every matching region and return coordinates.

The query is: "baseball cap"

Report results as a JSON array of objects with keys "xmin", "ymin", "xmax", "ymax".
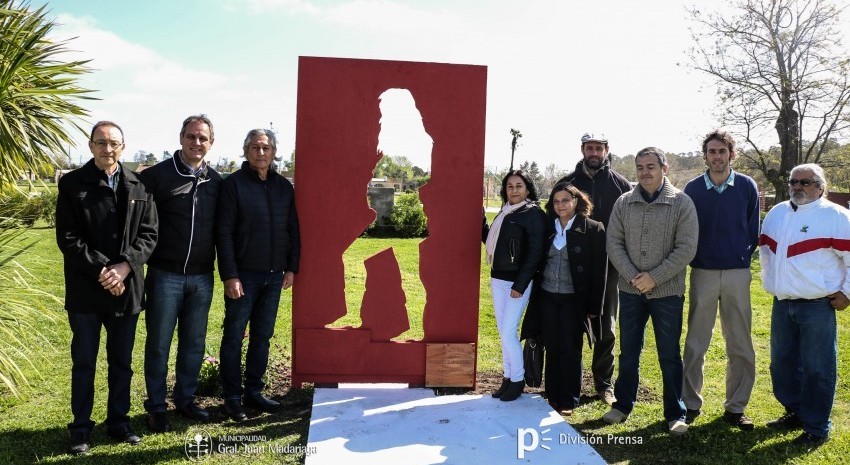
[{"xmin": 581, "ymin": 132, "xmax": 608, "ymax": 144}]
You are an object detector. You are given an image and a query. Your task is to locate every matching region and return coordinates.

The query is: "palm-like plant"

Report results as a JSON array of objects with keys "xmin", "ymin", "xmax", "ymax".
[{"xmin": 0, "ymin": 0, "xmax": 95, "ymax": 396}]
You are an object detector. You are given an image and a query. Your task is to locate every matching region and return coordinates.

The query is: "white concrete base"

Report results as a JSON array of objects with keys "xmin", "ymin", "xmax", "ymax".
[{"xmin": 306, "ymin": 384, "xmax": 607, "ymax": 465}]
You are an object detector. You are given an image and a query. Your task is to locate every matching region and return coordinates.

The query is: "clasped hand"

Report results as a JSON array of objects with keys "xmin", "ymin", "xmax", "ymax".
[{"xmin": 98, "ymin": 262, "xmax": 130, "ymax": 296}]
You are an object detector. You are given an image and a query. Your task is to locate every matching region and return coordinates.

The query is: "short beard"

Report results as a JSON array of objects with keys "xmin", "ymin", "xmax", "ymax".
[
  {"xmin": 585, "ymin": 157, "xmax": 604, "ymax": 170},
  {"xmin": 790, "ymin": 191, "xmax": 816, "ymax": 205}
]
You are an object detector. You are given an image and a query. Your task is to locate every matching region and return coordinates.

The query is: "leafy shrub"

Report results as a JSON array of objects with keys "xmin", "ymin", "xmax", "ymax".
[
  {"xmin": 37, "ymin": 190, "xmax": 58, "ymax": 227},
  {"xmin": 0, "ymin": 192, "xmax": 41, "ymax": 227},
  {"xmin": 389, "ymin": 192, "xmax": 428, "ymax": 238}
]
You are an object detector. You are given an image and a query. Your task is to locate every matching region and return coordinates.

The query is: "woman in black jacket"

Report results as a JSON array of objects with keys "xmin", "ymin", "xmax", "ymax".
[
  {"xmin": 522, "ymin": 181, "xmax": 607, "ymax": 414},
  {"xmin": 483, "ymin": 170, "xmax": 547, "ymax": 401}
]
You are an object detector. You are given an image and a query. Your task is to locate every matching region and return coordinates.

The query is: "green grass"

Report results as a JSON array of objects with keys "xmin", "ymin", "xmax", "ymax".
[{"xmin": 0, "ymin": 228, "xmax": 848, "ymax": 464}]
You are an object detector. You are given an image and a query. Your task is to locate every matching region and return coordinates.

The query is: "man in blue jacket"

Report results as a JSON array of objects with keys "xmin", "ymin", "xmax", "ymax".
[
  {"xmin": 140, "ymin": 115, "xmax": 222, "ymax": 433},
  {"xmin": 682, "ymin": 130, "xmax": 759, "ymax": 430},
  {"xmin": 56, "ymin": 121, "xmax": 158, "ymax": 454}
]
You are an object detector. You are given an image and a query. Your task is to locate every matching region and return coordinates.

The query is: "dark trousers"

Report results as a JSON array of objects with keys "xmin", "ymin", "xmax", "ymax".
[
  {"xmin": 539, "ymin": 289, "xmax": 584, "ymax": 409},
  {"xmin": 67, "ymin": 311, "xmax": 139, "ymax": 434},
  {"xmin": 590, "ymin": 265, "xmax": 618, "ymax": 392},
  {"xmin": 220, "ymin": 270, "xmax": 284, "ymax": 400}
]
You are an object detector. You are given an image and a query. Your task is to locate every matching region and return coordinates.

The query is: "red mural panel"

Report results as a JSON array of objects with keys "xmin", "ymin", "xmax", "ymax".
[{"xmin": 292, "ymin": 56, "xmax": 487, "ymax": 386}]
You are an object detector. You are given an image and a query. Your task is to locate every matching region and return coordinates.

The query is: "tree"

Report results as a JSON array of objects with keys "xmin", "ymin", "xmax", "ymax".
[
  {"xmin": 0, "ymin": 0, "xmax": 94, "ymax": 396},
  {"xmin": 0, "ymin": 0, "xmax": 94, "ymax": 189},
  {"xmin": 688, "ymin": 0, "xmax": 850, "ymax": 202},
  {"xmin": 540, "ymin": 163, "xmax": 566, "ymax": 199},
  {"xmin": 518, "ymin": 160, "xmax": 545, "ymax": 196},
  {"xmin": 509, "ymin": 128, "xmax": 522, "ymax": 170}
]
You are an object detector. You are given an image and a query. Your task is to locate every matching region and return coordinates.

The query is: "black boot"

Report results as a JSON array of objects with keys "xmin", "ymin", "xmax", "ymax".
[
  {"xmin": 500, "ymin": 381, "xmax": 525, "ymax": 402},
  {"xmin": 491, "ymin": 377, "xmax": 510, "ymax": 398}
]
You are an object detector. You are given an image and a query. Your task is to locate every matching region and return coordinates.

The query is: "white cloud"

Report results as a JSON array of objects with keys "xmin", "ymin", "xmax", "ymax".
[{"xmin": 239, "ymin": 0, "xmax": 321, "ymax": 15}]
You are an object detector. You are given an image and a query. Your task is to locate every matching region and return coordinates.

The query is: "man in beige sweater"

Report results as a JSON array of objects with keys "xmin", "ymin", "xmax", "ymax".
[{"xmin": 601, "ymin": 147, "xmax": 698, "ymax": 436}]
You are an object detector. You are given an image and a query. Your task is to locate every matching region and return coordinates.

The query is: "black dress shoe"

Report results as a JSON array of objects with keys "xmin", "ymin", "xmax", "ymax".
[
  {"xmin": 108, "ymin": 427, "xmax": 141, "ymax": 445},
  {"xmin": 499, "ymin": 381, "xmax": 525, "ymax": 402},
  {"xmin": 147, "ymin": 411, "xmax": 172, "ymax": 433},
  {"xmin": 491, "ymin": 377, "xmax": 510, "ymax": 398},
  {"xmin": 244, "ymin": 393, "xmax": 282, "ymax": 412},
  {"xmin": 223, "ymin": 399, "xmax": 247, "ymax": 422},
  {"xmin": 767, "ymin": 411, "xmax": 803, "ymax": 430},
  {"xmin": 68, "ymin": 431, "xmax": 90, "ymax": 455},
  {"xmin": 178, "ymin": 402, "xmax": 211, "ymax": 422},
  {"xmin": 791, "ymin": 432, "xmax": 829, "ymax": 450}
]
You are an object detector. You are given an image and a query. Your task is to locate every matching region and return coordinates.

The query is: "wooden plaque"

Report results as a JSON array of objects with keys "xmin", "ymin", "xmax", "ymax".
[{"xmin": 425, "ymin": 343, "xmax": 476, "ymax": 388}]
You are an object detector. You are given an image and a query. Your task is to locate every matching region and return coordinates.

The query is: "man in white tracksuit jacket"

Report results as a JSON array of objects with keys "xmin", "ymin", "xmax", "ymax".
[{"xmin": 759, "ymin": 163, "xmax": 850, "ymax": 450}]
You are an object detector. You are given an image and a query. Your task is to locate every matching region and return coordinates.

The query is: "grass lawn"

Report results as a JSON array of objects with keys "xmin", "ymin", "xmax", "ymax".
[{"xmin": 1, "ymin": 226, "xmax": 849, "ymax": 464}]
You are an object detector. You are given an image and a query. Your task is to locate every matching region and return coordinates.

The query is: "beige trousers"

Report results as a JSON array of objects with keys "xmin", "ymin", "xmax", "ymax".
[{"xmin": 682, "ymin": 267, "xmax": 756, "ymax": 413}]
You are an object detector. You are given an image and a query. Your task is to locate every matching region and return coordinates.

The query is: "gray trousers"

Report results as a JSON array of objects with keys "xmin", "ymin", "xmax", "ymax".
[
  {"xmin": 682, "ymin": 267, "xmax": 756, "ymax": 413},
  {"xmin": 590, "ymin": 265, "xmax": 618, "ymax": 393}
]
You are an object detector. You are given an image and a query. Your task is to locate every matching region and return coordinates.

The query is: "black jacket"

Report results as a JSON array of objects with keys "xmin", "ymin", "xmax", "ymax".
[
  {"xmin": 520, "ymin": 215, "xmax": 607, "ymax": 340},
  {"xmin": 139, "ymin": 152, "xmax": 221, "ymax": 275},
  {"xmin": 56, "ymin": 160, "xmax": 158, "ymax": 315},
  {"xmin": 483, "ymin": 202, "xmax": 547, "ymax": 294},
  {"xmin": 216, "ymin": 161, "xmax": 300, "ymax": 280},
  {"xmin": 557, "ymin": 159, "xmax": 631, "ymax": 228}
]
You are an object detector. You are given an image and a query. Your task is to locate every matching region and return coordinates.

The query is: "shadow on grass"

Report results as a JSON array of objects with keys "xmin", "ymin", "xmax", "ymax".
[
  {"xmin": 571, "ymin": 414, "xmax": 814, "ymax": 465},
  {"xmin": 0, "ymin": 387, "xmax": 313, "ymax": 465}
]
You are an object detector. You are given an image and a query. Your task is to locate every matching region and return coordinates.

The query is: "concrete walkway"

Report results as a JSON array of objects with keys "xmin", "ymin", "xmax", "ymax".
[{"xmin": 306, "ymin": 384, "xmax": 607, "ymax": 465}]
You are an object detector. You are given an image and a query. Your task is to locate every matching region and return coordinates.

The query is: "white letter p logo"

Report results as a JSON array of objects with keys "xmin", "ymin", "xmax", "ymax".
[{"xmin": 517, "ymin": 428, "xmax": 539, "ymax": 459}]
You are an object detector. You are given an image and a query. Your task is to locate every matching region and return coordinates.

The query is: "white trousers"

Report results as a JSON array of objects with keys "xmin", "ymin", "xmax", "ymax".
[{"xmin": 491, "ymin": 278, "xmax": 533, "ymax": 382}]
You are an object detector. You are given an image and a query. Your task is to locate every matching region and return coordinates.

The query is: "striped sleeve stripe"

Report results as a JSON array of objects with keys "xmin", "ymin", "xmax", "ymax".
[
  {"xmin": 759, "ymin": 234, "xmax": 777, "ymax": 254},
  {"xmin": 787, "ymin": 238, "xmax": 850, "ymax": 258}
]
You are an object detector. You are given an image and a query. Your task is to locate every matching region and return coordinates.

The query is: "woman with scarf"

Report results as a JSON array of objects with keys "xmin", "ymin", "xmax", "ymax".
[
  {"xmin": 522, "ymin": 181, "xmax": 607, "ymax": 415},
  {"xmin": 483, "ymin": 169, "xmax": 547, "ymax": 401}
]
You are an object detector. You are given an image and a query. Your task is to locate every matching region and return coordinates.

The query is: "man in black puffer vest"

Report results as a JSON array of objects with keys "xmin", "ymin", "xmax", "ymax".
[{"xmin": 557, "ymin": 132, "xmax": 631, "ymax": 405}]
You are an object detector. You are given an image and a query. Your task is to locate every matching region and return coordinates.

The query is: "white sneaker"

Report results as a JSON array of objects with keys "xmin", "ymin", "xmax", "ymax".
[
  {"xmin": 668, "ymin": 420, "xmax": 688, "ymax": 436},
  {"xmin": 602, "ymin": 408, "xmax": 628, "ymax": 424}
]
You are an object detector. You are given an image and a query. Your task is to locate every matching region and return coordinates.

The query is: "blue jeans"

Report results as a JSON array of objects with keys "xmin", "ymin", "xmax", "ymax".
[
  {"xmin": 613, "ymin": 291, "xmax": 686, "ymax": 422},
  {"xmin": 144, "ymin": 268, "xmax": 213, "ymax": 412},
  {"xmin": 220, "ymin": 270, "xmax": 284, "ymax": 400},
  {"xmin": 770, "ymin": 297, "xmax": 837, "ymax": 437},
  {"xmin": 67, "ymin": 311, "xmax": 139, "ymax": 434}
]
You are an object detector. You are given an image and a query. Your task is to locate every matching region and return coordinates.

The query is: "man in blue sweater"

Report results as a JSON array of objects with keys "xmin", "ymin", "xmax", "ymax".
[{"xmin": 682, "ymin": 130, "xmax": 760, "ymax": 431}]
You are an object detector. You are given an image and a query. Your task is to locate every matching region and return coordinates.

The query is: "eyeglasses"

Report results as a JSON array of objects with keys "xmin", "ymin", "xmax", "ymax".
[
  {"xmin": 92, "ymin": 140, "xmax": 123, "ymax": 150},
  {"xmin": 552, "ymin": 197, "xmax": 576, "ymax": 205},
  {"xmin": 788, "ymin": 179, "xmax": 817, "ymax": 187}
]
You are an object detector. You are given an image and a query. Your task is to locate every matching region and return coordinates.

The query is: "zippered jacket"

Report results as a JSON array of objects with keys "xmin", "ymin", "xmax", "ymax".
[
  {"xmin": 759, "ymin": 197, "xmax": 850, "ymax": 300},
  {"xmin": 483, "ymin": 202, "xmax": 548, "ymax": 294},
  {"xmin": 216, "ymin": 161, "xmax": 301, "ymax": 281},
  {"xmin": 140, "ymin": 152, "xmax": 222, "ymax": 275},
  {"xmin": 606, "ymin": 179, "xmax": 698, "ymax": 299}
]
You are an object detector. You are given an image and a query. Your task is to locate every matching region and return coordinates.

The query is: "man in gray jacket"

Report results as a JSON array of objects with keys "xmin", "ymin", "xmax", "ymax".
[{"xmin": 601, "ymin": 147, "xmax": 698, "ymax": 436}]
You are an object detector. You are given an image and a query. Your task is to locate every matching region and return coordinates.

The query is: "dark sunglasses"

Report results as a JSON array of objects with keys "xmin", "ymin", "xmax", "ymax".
[{"xmin": 788, "ymin": 179, "xmax": 817, "ymax": 187}]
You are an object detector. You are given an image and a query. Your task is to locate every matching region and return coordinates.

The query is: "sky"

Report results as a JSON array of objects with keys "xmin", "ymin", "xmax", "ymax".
[{"xmin": 39, "ymin": 0, "xmax": 850, "ymax": 172}]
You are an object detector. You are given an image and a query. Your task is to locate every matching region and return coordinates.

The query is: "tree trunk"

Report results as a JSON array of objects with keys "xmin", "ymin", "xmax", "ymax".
[{"xmin": 774, "ymin": 96, "xmax": 800, "ymax": 203}]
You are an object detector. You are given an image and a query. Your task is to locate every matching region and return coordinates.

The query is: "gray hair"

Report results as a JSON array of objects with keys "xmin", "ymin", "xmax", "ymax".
[
  {"xmin": 791, "ymin": 163, "xmax": 827, "ymax": 194},
  {"xmin": 242, "ymin": 128, "xmax": 280, "ymax": 160}
]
